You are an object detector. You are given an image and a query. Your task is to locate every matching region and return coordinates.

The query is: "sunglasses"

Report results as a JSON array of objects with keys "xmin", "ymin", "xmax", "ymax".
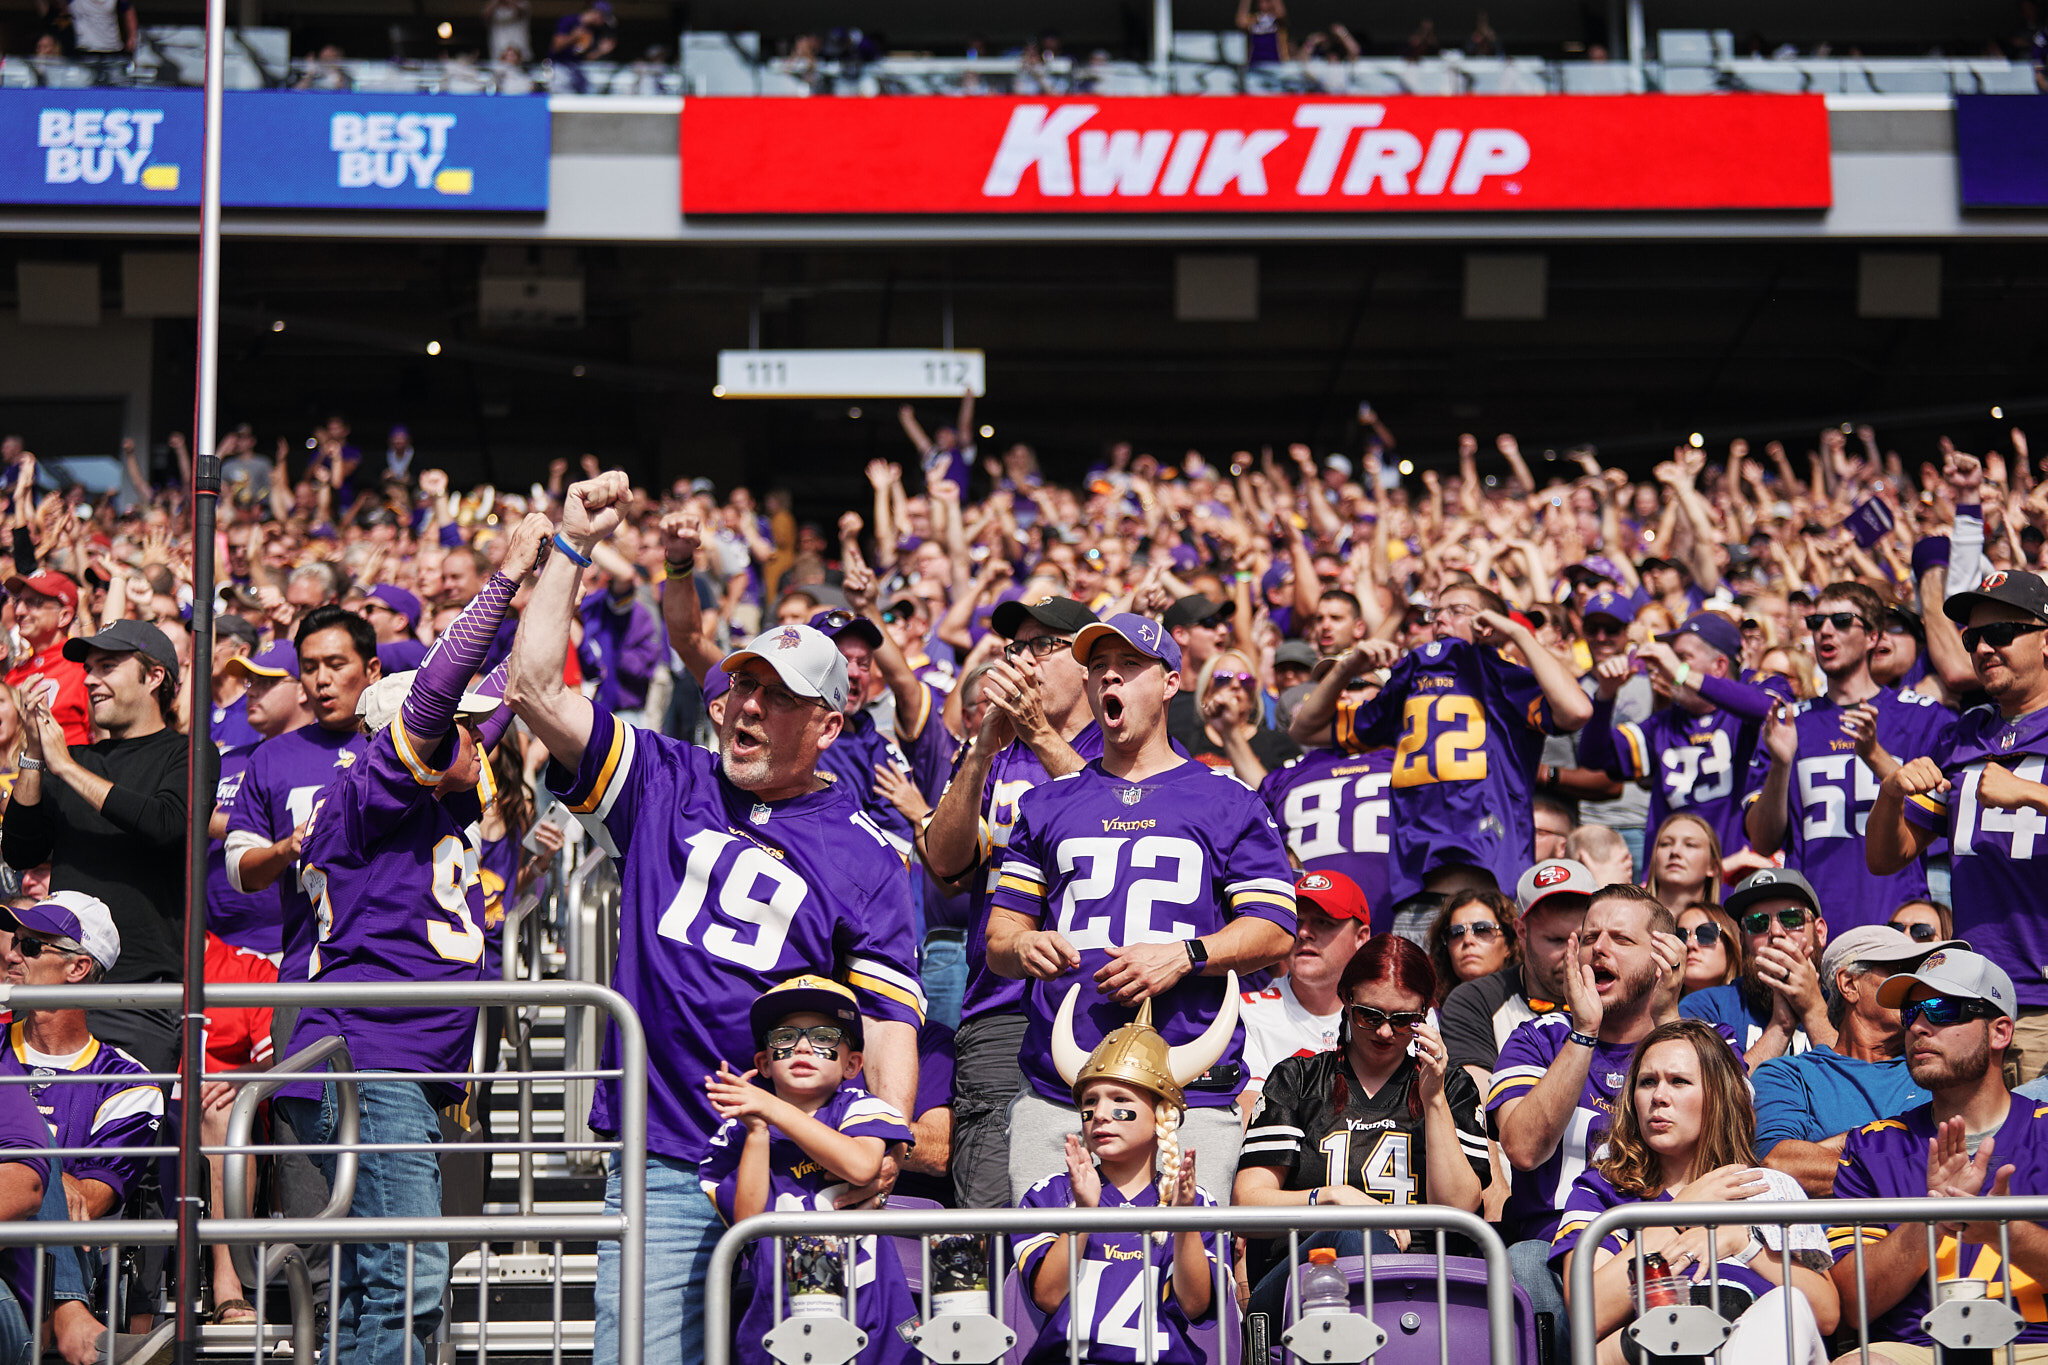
[
  {"xmin": 12, "ymin": 934, "xmax": 75, "ymax": 960},
  {"xmin": 1209, "ymin": 671, "xmax": 1255, "ymax": 690},
  {"xmin": 1003, "ymin": 635, "xmax": 1072, "ymax": 660},
  {"xmin": 1080, "ymin": 1106, "xmax": 1140, "ymax": 1124},
  {"xmin": 1740, "ymin": 908, "xmax": 1812, "ymax": 934},
  {"xmin": 1349, "ymin": 1003, "xmax": 1427, "ymax": 1033},
  {"xmin": 1585, "ymin": 621, "xmax": 1627, "ymax": 638},
  {"xmin": 1961, "ymin": 621, "xmax": 2048, "ymax": 652},
  {"xmin": 764, "ymin": 1024, "xmax": 847, "ymax": 1057},
  {"xmin": 1888, "ymin": 921, "xmax": 1938, "ymax": 942},
  {"xmin": 1677, "ymin": 923, "xmax": 1722, "ymax": 948},
  {"xmin": 1804, "ymin": 612, "xmax": 1868, "ymax": 632},
  {"xmin": 1899, "ymin": 996, "xmax": 1999, "ymax": 1030},
  {"xmin": 1447, "ymin": 921, "xmax": 1500, "ymax": 942}
]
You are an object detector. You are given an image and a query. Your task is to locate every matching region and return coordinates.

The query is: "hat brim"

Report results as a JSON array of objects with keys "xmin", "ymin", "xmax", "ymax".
[
  {"xmin": 0, "ymin": 903, "xmax": 72, "ymax": 942},
  {"xmin": 1874, "ymin": 966, "xmax": 1992, "ymax": 1011},
  {"xmin": 1071, "ymin": 621, "xmax": 1174, "ymax": 669},
  {"xmin": 225, "ymin": 655, "xmax": 294, "ymax": 680},
  {"xmin": 748, "ymin": 987, "xmax": 865, "ymax": 1050},
  {"xmin": 1942, "ymin": 588, "xmax": 2048, "ymax": 627}
]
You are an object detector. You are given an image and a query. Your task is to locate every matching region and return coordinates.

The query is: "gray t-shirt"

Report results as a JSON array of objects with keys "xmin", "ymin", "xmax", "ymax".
[{"xmin": 1540, "ymin": 671, "xmax": 1652, "ymax": 831}]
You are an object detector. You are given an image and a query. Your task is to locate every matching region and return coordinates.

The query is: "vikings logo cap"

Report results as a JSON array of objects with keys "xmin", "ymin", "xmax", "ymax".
[
  {"xmin": 1072, "ymin": 612, "xmax": 1183, "ymax": 673},
  {"xmin": 721, "ymin": 622, "xmax": 851, "ymax": 713}
]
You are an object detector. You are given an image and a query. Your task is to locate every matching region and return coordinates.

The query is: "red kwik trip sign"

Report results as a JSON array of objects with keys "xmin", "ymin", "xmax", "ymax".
[{"xmin": 679, "ymin": 95, "xmax": 1832, "ymax": 214}]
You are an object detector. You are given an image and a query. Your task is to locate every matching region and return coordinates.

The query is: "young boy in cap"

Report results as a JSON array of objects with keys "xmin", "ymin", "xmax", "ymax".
[{"xmin": 701, "ymin": 976, "xmax": 918, "ymax": 1365}]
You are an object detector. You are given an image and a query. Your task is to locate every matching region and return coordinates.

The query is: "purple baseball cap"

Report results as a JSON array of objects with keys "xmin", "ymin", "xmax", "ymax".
[
  {"xmin": 1563, "ymin": 556, "xmax": 1625, "ymax": 585},
  {"xmin": 808, "ymin": 607, "xmax": 885, "ymax": 651},
  {"xmin": 1581, "ymin": 590, "xmax": 1634, "ymax": 626},
  {"xmin": 1659, "ymin": 611, "xmax": 1743, "ymax": 661},
  {"xmin": 364, "ymin": 584, "xmax": 422, "ymax": 628},
  {"xmin": 1071, "ymin": 612, "xmax": 1183, "ymax": 672},
  {"xmin": 701, "ymin": 663, "xmax": 732, "ymax": 703}
]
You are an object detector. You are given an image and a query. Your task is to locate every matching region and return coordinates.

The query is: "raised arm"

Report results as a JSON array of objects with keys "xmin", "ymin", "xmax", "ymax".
[
  {"xmin": 398, "ymin": 514, "xmax": 548, "ymax": 762},
  {"xmin": 505, "ymin": 473, "xmax": 628, "ymax": 770},
  {"xmin": 657, "ymin": 508, "xmax": 722, "ymax": 685},
  {"xmin": 1476, "ymin": 611, "xmax": 1593, "ymax": 732}
]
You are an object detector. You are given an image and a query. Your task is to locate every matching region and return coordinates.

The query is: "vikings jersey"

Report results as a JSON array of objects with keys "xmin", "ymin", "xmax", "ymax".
[
  {"xmin": 282, "ymin": 726, "xmax": 488, "ymax": 1105},
  {"xmin": 1753, "ymin": 689, "xmax": 1952, "ymax": 930},
  {"xmin": 0, "ymin": 1023, "xmax": 163, "ymax": 1208},
  {"xmin": 1833, "ymin": 1099, "xmax": 2048, "ymax": 1346},
  {"xmin": 1258, "ymin": 748, "xmax": 1393, "ymax": 931},
  {"xmin": 1551, "ymin": 1167, "xmax": 1817, "ymax": 1304},
  {"xmin": 895, "ymin": 682, "xmax": 959, "ymax": 805},
  {"xmin": 223, "ymin": 723, "xmax": 368, "ymax": 983},
  {"xmin": 1903, "ymin": 704, "xmax": 2048, "ymax": 1005},
  {"xmin": 208, "ymin": 745, "xmax": 282, "ymax": 954},
  {"xmin": 1583, "ymin": 673, "xmax": 1792, "ymax": 858},
  {"xmin": 1013, "ymin": 1173, "xmax": 1222, "ymax": 1365},
  {"xmin": 1328, "ymin": 638, "xmax": 1563, "ymax": 902},
  {"xmin": 0, "ymin": 1084, "xmax": 48, "ymax": 1307},
  {"xmin": 820, "ymin": 708, "xmax": 920, "ymax": 858},
  {"xmin": 701, "ymin": 1086, "xmax": 919, "ymax": 1365},
  {"xmin": 955, "ymin": 725, "xmax": 1106, "ymax": 1025},
  {"xmin": 1486, "ymin": 1014, "xmax": 1743, "ymax": 1244},
  {"xmin": 993, "ymin": 760, "xmax": 1296, "ymax": 1108},
  {"xmin": 548, "ymin": 705, "xmax": 925, "ymax": 1163},
  {"xmin": 478, "ymin": 828, "xmax": 519, "ymax": 981}
]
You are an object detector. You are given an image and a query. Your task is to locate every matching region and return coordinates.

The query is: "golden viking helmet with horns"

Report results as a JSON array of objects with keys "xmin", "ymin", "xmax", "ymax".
[{"xmin": 1050, "ymin": 971, "xmax": 1240, "ymax": 1112}]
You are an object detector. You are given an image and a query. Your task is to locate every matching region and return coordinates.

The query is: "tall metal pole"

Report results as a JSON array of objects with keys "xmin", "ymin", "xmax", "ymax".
[{"xmin": 177, "ymin": 0, "xmax": 227, "ymax": 1352}]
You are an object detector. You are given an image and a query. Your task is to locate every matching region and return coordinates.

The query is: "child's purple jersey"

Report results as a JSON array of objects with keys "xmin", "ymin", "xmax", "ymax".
[
  {"xmin": 1258, "ymin": 747, "xmax": 1393, "ymax": 932},
  {"xmin": 701, "ymin": 1085, "xmax": 919, "ymax": 1365},
  {"xmin": 992, "ymin": 759, "xmax": 1296, "ymax": 1108},
  {"xmin": 1754, "ymin": 688, "xmax": 1952, "ymax": 930},
  {"xmin": 1903, "ymin": 703, "xmax": 2048, "ymax": 1005},
  {"xmin": 283, "ymin": 725, "xmax": 488, "ymax": 1105},
  {"xmin": 222, "ymin": 723, "xmax": 368, "ymax": 982},
  {"xmin": 548, "ymin": 706, "xmax": 925, "ymax": 1163},
  {"xmin": 1012, "ymin": 1172, "xmax": 1221, "ymax": 1365},
  {"xmin": 1833, "ymin": 1099, "xmax": 2048, "ymax": 1345},
  {"xmin": 0, "ymin": 1024, "xmax": 163, "ymax": 1208},
  {"xmin": 1486, "ymin": 1013, "xmax": 1742, "ymax": 1244},
  {"xmin": 1329, "ymin": 638, "xmax": 1564, "ymax": 902},
  {"xmin": 956, "ymin": 725, "xmax": 1106, "ymax": 1025},
  {"xmin": 208, "ymin": 745, "xmax": 281, "ymax": 953},
  {"xmin": 1591, "ymin": 675, "xmax": 1791, "ymax": 858}
]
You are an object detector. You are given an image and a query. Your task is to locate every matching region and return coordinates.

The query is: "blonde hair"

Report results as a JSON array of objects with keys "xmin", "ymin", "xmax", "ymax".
[{"xmin": 1646, "ymin": 812, "xmax": 1723, "ymax": 907}]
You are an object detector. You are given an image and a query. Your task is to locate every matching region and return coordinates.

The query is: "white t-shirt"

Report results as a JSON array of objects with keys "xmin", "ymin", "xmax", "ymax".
[
  {"xmin": 70, "ymin": 0, "xmax": 131, "ymax": 53},
  {"xmin": 1239, "ymin": 977, "xmax": 1342, "ymax": 1097}
]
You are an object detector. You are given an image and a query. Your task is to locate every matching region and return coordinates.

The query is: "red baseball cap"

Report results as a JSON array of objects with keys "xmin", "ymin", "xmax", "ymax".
[
  {"xmin": 4, "ymin": 571, "xmax": 78, "ymax": 611},
  {"xmin": 1294, "ymin": 870, "xmax": 1371, "ymax": 923}
]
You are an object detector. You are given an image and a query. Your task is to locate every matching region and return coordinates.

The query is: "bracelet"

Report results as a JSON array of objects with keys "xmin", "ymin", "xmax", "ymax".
[
  {"xmin": 1568, "ymin": 1029, "xmax": 1599, "ymax": 1049},
  {"xmin": 665, "ymin": 559, "xmax": 694, "ymax": 580},
  {"xmin": 552, "ymin": 533, "xmax": 592, "ymax": 568},
  {"xmin": 1308, "ymin": 1188, "xmax": 1321, "ymax": 1207},
  {"xmin": 1673, "ymin": 663, "xmax": 1693, "ymax": 690}
]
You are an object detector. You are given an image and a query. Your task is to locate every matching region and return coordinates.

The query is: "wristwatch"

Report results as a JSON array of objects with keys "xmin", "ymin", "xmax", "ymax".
[
  {"xmin": 1184, "ymin": 939, "xmax": 1209, "ymax": 971},
  {"xmin": 16, "ymin": 755, "xmax": 41, "ymax": 771},
  {"xmin": 1727, "ymin": 1230, "xmax": 1766, "ymax": 1267}
]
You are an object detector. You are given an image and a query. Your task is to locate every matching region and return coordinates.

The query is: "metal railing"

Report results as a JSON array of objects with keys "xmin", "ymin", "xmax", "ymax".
[
  {"xmin": 501, "ymin": 885, "xmax": 546, "ymax": 1224},
  {"xmin": 1567, "ymin": 1195, "xmax": 2048, "ymax": 1365},
  {"xmin": 706, "ymin": 1204, "xmax": 1515, "ymax": 1365},
  {"xmin": 561, "ymin": 848, "xmax": 619, "ymax": 1178},
  {"xmin": 0, "ymin": 979, "xmax": 648, "ymax": 1365}
]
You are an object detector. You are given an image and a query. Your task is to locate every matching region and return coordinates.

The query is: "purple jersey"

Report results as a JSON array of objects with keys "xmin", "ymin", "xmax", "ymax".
[
  {"xmin": 895, "ymin": 683, "xmax": 958, "ymax": 805},
  {"xmin": 547, "ymin": 705, "xmax": 925, "ymax": 1163},
  {"xmin": 1833, "ymin": 1099, "xmax": 2048, "ymax": 1345},
  {"xmin": 0, "ymin": 1024, "xmax": 163, "ymax": 1207},
  {"xmin": 1595, "ymin": 675, "xmax": 1792, "ymax": 857},
  {"xmin": 283, "ymin": 726, "xmax": 488, "ymax": 1104},
  {"xmin": 1903, "ymin": 703, "xmax": 2048, "ymax": 1005},
  {"xmin": 1330, "ymin": 638, "xmax": 1563, "ymax": 902},
  {"xmin": 1550, "ymin": 1167, "xmax": 1779, "ymax": 1303},
  {"xmin": 1756, "ymin": 688, "xmax": 1952, "ymax": 930},
  {"xmin": 992, "ymin": 759, "xmax": 1297, "ymax": 1108},
  {"xmin": 212, "ymin": 693, "xmax": 259, "ymax": 753},
  {"xmin": 821, "ymin": 709, "xmax": 919, "ymax": 856},
  {"xmin": 701, "ymin": 1085, "xmax": 919, "ymax": 1365},
  {"xmin": 478, "ymin": 828, "xmax": 519, "ymax": 980},
  {"xmin": 1012, "ymin": 1172, "xmax": 1222, "ymax": 1365},
  {"xmin": 0, "ymin": 1082, "xmax": 49, "ymax": 1307},
  {"xmin": 208, "ymin": 746, "xmax": 282, "ymax": 953},
  {"xmin": 956, "ymin": 725, "xmax": 1106, "ymax": 1024},
  {"xmin": 1258, "ymin": 747, "xmax": 1393, "ymax": 931},
  {"xmin": 1487, "ymin": 1014, "xmax": 1742, "ymax": 1244},
  {"xmin": 224, "ymin": 723, "xmax": 369, "ymax": 982}
]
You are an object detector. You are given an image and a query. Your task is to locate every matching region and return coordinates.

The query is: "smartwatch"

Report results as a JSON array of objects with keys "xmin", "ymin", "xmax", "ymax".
[{"xmin": 1184, "ymin": 939, "xmax": 1210, "ymax": 971}]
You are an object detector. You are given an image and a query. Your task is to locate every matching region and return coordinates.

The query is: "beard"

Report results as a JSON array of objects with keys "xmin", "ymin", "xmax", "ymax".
[
  {"xmin": 1608, "ymin": 955, "xmax": 1662, "ymax": 1014},
  {"xmin": 1907, "ymin": 1028, "xmax": 1994, "ymax": 1092}
]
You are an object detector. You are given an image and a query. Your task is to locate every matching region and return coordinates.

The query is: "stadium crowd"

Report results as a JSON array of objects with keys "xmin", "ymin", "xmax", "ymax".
[{"xmin": 0, "ymin": 406, "xmax": 2046, "ymax": 1365}]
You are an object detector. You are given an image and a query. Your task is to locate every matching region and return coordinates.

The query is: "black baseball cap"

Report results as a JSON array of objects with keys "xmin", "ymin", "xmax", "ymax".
[
  {"xmin": 1943, "ymin": 569, "xmax": 2048, "ymax": 627},
  {"xmin": 64, "ymin": 619, "xmax": 180, "ymax": 685},
  {"xmin": 1163, "ymin": 594, "xmax": 1236, "ymax": 631},
  {"xmin": 1273, "ymin": 640, "xmax": 1319, "ymax": 669},
  {"xmin": 991, "ymin": 594, "xmax": 1096, "ymax": 640},
  {"xmin": 215, "ymin": 614, "xmax": 260, "ymax": 648},
  {"xmin": 1724, "ymin": 867, "xmax": 1822, "ymax": 921}
]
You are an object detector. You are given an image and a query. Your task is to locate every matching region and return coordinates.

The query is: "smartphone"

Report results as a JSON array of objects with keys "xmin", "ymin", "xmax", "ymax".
[{"xmin": 522, "ymin": 814, "xmax": 566, "ymax": 853}]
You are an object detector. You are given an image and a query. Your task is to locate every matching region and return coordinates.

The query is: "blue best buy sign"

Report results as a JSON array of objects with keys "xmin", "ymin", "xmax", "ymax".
[{"xmin": 0, "ymin": 89, "xmax": 549, "ymax": 210}]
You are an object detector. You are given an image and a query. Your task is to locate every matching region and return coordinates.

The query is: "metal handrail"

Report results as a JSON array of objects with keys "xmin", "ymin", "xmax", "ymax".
[
  {"xmin": 706, "ymin": 1203, "xmax": 1515, "ymax": 1365},
  {"xmin": 1566, "ymin": 1194, "xmax": 2048, "ymax": 1365},
  {"xmin": 500, "ymin": 885, "xmax": 543, "ymax": 1236}
]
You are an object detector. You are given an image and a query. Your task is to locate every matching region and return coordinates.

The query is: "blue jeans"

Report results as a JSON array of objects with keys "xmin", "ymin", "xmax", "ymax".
[
  {"xmin": 1619, "ymin": 825, "xmax": 1646, "ymax": 882},
  {"xmin": 921, "ymin": 931, "xmax": 967, "ymax": 1032},
  {"xmin": 277, "ymin": 1076, "xmax": 448, "ymax": 1365},
  {"xmin": 595, "ymin": 1154, "xmax": 723, "ymax": 1365},
  {"xmin": 1509, "ymin": 1237, "xmax": 1570, "ymax": 1362},
  {"xmin": 0, "ymin": 1281, "xmax": 26, "ymax": 1365},
  {"xmin": 1247, "ymin": 1229, "xmax": 1403, "ymax": 1324}
]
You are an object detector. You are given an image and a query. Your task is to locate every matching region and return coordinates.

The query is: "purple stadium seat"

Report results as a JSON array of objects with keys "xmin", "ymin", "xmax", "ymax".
[
  {"xmin": 884, "ymin": 1195, "xmax": 946, "ymax": 1293},
  {"xmin": 1264, "ymin": 1254, "xmax": 1540, "ymax": 1365}
]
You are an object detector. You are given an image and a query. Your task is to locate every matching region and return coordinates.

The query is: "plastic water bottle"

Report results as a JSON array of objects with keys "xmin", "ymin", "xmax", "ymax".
[{"xmin": 1299, "ymin": 1247, "xmax": 1349, "ymax": 1315}]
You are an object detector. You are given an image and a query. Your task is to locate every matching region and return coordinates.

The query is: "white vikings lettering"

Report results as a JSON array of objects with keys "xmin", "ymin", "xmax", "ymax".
[
  {"xmin": 39, "ymin": 108, "xmax": 165, "ymax": 185},
  {"xmin": 330, "ymin": 112, "xmax": 458, "ymax": 189},
  {"xmin": 983, "ymin": 103, "xmax": 1532, "ymax": 202}
]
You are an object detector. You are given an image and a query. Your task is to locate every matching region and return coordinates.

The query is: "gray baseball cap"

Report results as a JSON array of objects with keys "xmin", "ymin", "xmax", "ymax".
[
  {"xmin": 1818, "ymin": 925, "xmax": 1964, "ymax": 998},
  {"xmin": 1515, "ymin": 859, "xmax": 1598, "ymax": 915}
]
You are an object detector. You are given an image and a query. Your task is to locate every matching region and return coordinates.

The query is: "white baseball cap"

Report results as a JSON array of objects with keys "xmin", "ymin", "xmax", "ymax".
[
  {"xmin": 355, "ymin": 671, "xmax": 500, "ymax": 733},
  {"xmin": 1515, "ymin": 859, "xmax": 1598, "ymax": 915},
  {"xmin": 721, "ymin": 623, "xmax": 851, "ymax": 713},
  {"xmin": 4, "ymin": 890, "xmax": 122, "ymax": 972},
  {"xmin": 1877, "ymin": 947, "xmax": 2018, "ymax": 1021}
]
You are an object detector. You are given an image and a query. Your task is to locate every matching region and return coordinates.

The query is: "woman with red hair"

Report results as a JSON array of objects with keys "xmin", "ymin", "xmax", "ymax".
[{"xmin": 1234, "ymin": 934, "xmax": 1491, "ymax": 1326}]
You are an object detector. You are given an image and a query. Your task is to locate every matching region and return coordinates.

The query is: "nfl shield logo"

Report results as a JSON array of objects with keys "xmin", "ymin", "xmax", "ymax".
[
  {"xmin": 749, "ymin": 802, "xmax": 772, "ymax": 825},
  {"xmin": 1119, "ymin": 786, "xmax": 1143, "ymax": 806},
  {"xmin": 2003, "ymin": 731, "xmax": 2017, "ymax": 751}
]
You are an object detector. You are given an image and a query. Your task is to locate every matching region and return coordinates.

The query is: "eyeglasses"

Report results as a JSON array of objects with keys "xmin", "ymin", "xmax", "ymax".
[
  {"xmin": 881, "ymin": 604, "xmax": 915, "ymax": 624},
  {"xmin": 1209, "ymin": 671, "xmax": 1255, "ymax": 690},
  {"xmin": 1003, "ymin": 635, "xmax": 1072, "ymax": 660},
  {"xmin": 1804, "ymin": 612, "xmax": 1868, "ymax": 633},
  {"xmin": 1426, "ymin": 603, "xmax": 1480, "ymax": 623},
  {"xmin": 1740, "ymin": 908, "xmax": 1812, "ymax": 934},
  {"xmin": 1888, "ymin": 920, "xmax": 1938, "ymax": 942},
  {"xmin": 727, "ymin": 673, "xmax": 823, "ymax": 715},
  {"xmin": 1677, "ymin": 923, "xmax": 1722, "ymax": 948},
  {"xmin": 764, "ymin": 1025, "xmax": 847, "ymax": 1057},
  {"xmin": 1961, "ymin": 621, "xmax": 2048, "ymax": 652},
  {"xmin": 1899, "ymin": 996, "xmax": 1999, "ymax": 1030},
  {"xmin": 1194, "ymin": 615, "xmax": 1229, "ymax": 632},
  {"xmin": 1349, "ymin": 1003, "xmax": 1427, "ymax": 1033},
  {"xmin": 1080, "ymin": 1106, "xmax": 1140, "ymax": 1124},
  {"xmin": 1447, "ymin": 921, "xmax": 1500, "ymax": 942}
]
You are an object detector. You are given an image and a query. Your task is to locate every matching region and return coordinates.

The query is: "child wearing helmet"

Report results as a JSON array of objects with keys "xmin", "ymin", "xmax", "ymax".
[{"xmin": 1009, "ymin": 976, "xmax": 1240, "ymax": 1363}]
